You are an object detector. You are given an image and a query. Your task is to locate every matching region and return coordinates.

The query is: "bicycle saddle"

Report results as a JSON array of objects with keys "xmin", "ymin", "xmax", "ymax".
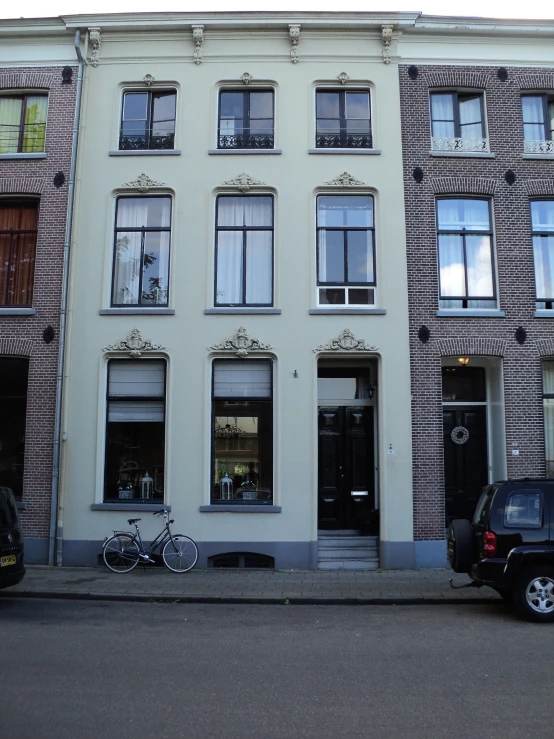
[{"xmin": 128, "ymin": 518, "xmax": 141, "ymax": 524}]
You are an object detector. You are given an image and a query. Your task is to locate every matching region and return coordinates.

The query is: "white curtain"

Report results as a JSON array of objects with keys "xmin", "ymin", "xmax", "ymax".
[
  {"xmin": 532, "ymin": 201, "xmax": 554, "ymax": 301},
  {"xmin": 437, "ymin": 199, "xmax": 489, "ymax": 231},
  {"xmin": 522, "ymin": 96, "xmax": 545, "ymax": 140},
  {"xmin": 246, "ymin": 231, "xmax": 272, "ymax": 304},
  {"xmin": 216, "ymin": 231, "xmax": 242, "ymax": 304},
  {"xmin": 0, "ymin": 97, "xmax": 22, "ymax": 153},
  {"xmin": 458, "ymin": 96, "xmax": 482, "ymax": 139},
  {"xmin": 439, "ymin": 234, "xmax": 465, "ymax": 299},
  {"xmin": 465, "ymin": 235, "xmax": 493, "ymax": 297},
  {"xmin": 430, "ymin": 93, "xmax": 455, "ymax": 138}
]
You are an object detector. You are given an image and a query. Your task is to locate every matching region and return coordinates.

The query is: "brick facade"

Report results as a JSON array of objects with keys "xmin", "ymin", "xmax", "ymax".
[
  {"xmin": 399, "ymin": 64, "xmax": 554, "ymax": 542},
  {"xmin": 0, "ymin": 66, "xmax": 77, "ymax": 554}
]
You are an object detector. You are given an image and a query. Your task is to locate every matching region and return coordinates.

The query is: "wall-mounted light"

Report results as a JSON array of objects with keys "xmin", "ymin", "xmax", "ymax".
[{"xmin": 457, "ymin": 357, "xmax": 470, "ymax": 366}]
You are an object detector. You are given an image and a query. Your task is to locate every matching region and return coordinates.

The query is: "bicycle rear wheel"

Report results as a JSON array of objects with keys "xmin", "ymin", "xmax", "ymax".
[
  {"xmin": 162, "ymin": 535, "xmax": 198, "ymax": 573},
  {"xmin": 103, "ymin": 534, "xmax": 140, "ymax": 573}
]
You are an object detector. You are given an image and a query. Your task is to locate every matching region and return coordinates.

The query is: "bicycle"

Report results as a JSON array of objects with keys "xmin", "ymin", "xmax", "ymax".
[{"xmin": 102, "ymin": 509, "xmax": 198, "ymax": 574}]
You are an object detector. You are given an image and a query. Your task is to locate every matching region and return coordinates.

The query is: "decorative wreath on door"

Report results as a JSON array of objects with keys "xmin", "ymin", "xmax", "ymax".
[{"xmin": 451, "ymin": 426, "xmax": 470, "ymax": 445}]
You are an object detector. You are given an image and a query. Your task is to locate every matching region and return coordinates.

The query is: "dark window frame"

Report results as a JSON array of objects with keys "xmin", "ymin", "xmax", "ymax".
[
  {"xmin": 430, "ymin": 90, "xmax": 486, "ymax": 140},
  {"xmin": 217, "ymin": 88, "xmax": 275, "ymax": 149},
  {"xmin": 119, "ymin": 89, "xmax": 177, "ymax": 151},
  {"xmin": 111, "ymin": 195, "xmax": 172, "ymax": 308},
  {"xmin": 315, "ymin": 88, "xmax": 372, "ymax": 149},
  {"xmin": 530, "ymin": 198, "xmax": 554, "ymax": 308},
  {"xmin": 214, "ymin": 194, "xmax": 274, "ymax": 307},
  {"xmin": 0, "ymin": 198, "xmax": 39, "ymax": 307},
  {"xmin": 521, "ymin": 93, "xmax": 554, "ymax": 142},
  {"xmin": 435, "ymin": 196, "xmax": 496, "ymax": 308},
  {"xmin": 210, "ymin": 358, "xmax": 274, "ymax": 506},
  {"xmin": 0, "ymin": 92, "xmax": 48, "ymax": 153}
]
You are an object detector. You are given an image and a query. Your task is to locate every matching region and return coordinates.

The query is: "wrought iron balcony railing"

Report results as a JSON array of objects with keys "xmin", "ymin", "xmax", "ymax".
[
  {"xmin": 119, "ymin": 132, "xmax": 175, "ymax": 151},
  {"xmin": 316, "ymin": 133, "xmax": 373, "ymax": 149},
  {"xmin": 218, "ymin": 133, "xmax": 275, "ymax": 149},
  {"xmin": 524, "ymin": 139, "xmax": 554, "ymax": 154},
  {"xmin": 431, "ymin": 136, "xmax": 489, "ymax": 153}
]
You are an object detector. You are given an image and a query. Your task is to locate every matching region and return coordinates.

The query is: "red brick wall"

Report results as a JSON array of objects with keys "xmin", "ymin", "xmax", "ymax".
[
  {"xmin": 0, "ymin": 66, "xmax": 77, "ymax": 541},
  {"xmin": 399, "ymin": 64, "xmax": 554, "ymax": 541}
]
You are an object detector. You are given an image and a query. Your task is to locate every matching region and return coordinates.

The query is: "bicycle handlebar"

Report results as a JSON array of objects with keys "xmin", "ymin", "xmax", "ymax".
[{"xmin": 153, "ymin": 508, "xmax": 170, "ymax": 517}]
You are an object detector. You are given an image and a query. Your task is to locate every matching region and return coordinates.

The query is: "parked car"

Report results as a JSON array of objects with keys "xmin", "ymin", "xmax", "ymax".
[
  {"xmin": 0, "ymin": 486, "xmax": 25, "ymax": 591},
  {"xmin": 448, "ymin": 478, "xmax": 554, "ymax": 622}
]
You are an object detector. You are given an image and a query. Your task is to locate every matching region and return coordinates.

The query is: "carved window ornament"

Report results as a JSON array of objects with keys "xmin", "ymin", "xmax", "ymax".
[
  {"xmin": 289, "ymin": 24, "xmax": 301, "ymax": 64},
  {"xmin": 209, "ymin": 327, "xmax": 274, "ymax": 357},
  {"xmin": 381, "ymin": 25, "xmax": 393, "ymax": 65},
  {"xmin": 192, "ymin": 25, "xmax": 204, "ymax": 65},
  {"xmin": 337, "ymin": 72, "xmax": 350, "ymax": 85},
  {"xmin": 121, "ymin": 173, "xmax": 166, "ymax": 192},
  {"xmin": 321, "ymin": 172, "xmax": 367, "ymax": 189},
  {"xmin": 220, "ymin": 173, "xmax": 268, "ymax": 192},
  {"xmin": 143, "ymin": 74, "xmax": 155, "ymax": 86},
  {"xmin": 241, "ymin": 72, "xmax": 253, "ymax": 85},
  {"xmin": 103, "ymin": 328, "xmax": 166, "ymax": 358},
  {"xmin": 313, "ymin": 329, "xmax": 378, "ymax": 354},
  {"xmin": 88, "ymin": 27, "xmax": 102, "ymax": 68}
]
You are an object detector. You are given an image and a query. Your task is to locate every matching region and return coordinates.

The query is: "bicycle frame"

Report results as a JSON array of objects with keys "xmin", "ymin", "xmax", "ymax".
[{"xmin": 117, "ymin": 510, "xmax": 178, "ymax": 560}]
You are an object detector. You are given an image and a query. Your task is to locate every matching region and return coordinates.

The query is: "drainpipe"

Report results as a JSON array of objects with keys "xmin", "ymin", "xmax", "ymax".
[{"xmin": 48, "ymin": 30, "xmax": 85, "ymax": 567}]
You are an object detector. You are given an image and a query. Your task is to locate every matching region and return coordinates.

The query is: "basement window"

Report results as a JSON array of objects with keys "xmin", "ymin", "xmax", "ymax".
[{"xmin": 208, "ymin": 552, "xmax": 275, "ymax": 569}]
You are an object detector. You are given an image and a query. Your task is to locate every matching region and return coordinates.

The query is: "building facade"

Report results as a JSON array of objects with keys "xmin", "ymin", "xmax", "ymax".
[{"xmin": 0, "ymin": 20, "xmax": 79, "ymax": 563}]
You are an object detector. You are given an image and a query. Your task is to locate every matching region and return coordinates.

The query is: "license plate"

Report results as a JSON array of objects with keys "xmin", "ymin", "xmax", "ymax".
[{"xmin": 1, "ymin": 555, "xmax": 16, "ymax": 567}]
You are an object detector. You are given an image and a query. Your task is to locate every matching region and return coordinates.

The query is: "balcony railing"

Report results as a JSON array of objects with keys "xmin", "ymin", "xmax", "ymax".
[
  {"xmin": 431, "ymin": 136, "xmax": 489, "ymax": 153},
  {"xmin": 119, "ymin": 132, "xmax": 175, "ymax": 151},
  {"xmin": 524, "ymin": 139, "xmax": 554, "ymax": 154},
  {"xmin": 218, "ymin": 133, "xmax": 274, "ymax": 149},
  {"xmin": 316, "ymin": 133, "xmax": 372, "ymax": 149}
]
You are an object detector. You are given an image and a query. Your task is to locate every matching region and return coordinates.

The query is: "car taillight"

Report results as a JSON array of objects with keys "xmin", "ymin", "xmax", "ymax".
[{"xmin": 483, "ymin": 531, "xmax": 497, "ymax": 558}]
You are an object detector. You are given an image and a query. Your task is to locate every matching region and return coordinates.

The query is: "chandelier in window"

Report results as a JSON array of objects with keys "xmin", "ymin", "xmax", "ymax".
[{"xmin": 215, "ymin": 422, "xmax": 244, "ymax": 438}]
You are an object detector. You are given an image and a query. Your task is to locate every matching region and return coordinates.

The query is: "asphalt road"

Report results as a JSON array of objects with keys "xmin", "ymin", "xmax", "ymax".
[{"xmin": 0, "ymin": 598, "xmax": 551, "ymax": 738}]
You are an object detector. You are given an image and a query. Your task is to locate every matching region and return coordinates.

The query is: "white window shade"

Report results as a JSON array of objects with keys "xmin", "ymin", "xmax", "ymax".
[
  {"xmin": 109, "ymin": 360, "xmax": 165, "ymax": 397},
  {"xmin": 108, "ymin": 400, "xmax": 164, "ymax": 422},
  {"xmin": 213, "ymin": 360, "xmax": 271, "ymax": 398}
]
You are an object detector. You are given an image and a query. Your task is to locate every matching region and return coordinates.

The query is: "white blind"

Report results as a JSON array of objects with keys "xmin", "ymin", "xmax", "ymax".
[
  {"xmin": 108, "ymin": 400, "xmax": 164, "ymax": 423},
  {"xmin": 213, "ymin": 360, "xmax": 271, "ymax": 398},
  {"xmin": 108, "ymin": 360, "xmax": 165, "ymax": 397}
]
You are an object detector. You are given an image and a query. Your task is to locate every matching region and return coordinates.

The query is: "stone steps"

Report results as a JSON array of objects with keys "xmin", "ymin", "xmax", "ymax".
[{"xmin": 317, "ymin": 530, "xmax": 379, "ymax": 570}]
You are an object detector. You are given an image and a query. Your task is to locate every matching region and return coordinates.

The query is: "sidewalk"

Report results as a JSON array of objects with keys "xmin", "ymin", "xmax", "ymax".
[{"xmin": 1, "ymin": 565, "xmax": 501, "ymax": 605}]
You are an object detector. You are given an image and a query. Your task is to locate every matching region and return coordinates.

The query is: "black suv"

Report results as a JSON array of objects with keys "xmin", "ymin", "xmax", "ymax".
[
  {"xmin": 448, "ymin": 479, "xmax": 554, "ymax": 622},
  {"xmin": 0, "ymin": 486, "xmax": 25, "ymax": 591}
]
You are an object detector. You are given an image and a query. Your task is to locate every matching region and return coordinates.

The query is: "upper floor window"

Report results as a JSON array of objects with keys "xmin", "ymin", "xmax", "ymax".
[
  {"xmin": 0, "ymin": 200, "xmax": 39, "ymax": 306},
  {"xmin": 316, "ymin": 195, "xmax": 375, "ymax": 306},
  {"xmin": 218, "ymin": 90, "xmax": 274, "ymax": 149},
  {"xmin": 315, "ymin": 90, "xmax": 372, "ymax": 149},
  {"xmin": 521, "ymin": 94, "xmax": 554, "ymax": 154},
  {"xmin": 430, "ymin": 91, "xmax": 487, "ymax": 153},
  {"xmin": 531, "ymin": 200, "xmax": 554, "ymax": 309},
  {"xmin": 111, "ymin": 196, "xmax": 171, "ymax": 307},
  {"xmin": 119, "ymin": 90, "xmax": 176, "ymax": 150},
  {"xmin": 436, "ymin": 198, "xmax": 495, "ymax": 309},
  {"xmin": 215, "ymin": 195, "xmax": 273, "ymax": 306},
  {"xmin": 0, "ymin": 93, "xmax": 48, "ymax": 153}
]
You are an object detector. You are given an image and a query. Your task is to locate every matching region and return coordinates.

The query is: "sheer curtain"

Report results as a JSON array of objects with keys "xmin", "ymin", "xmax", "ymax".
[
  {"xmin": 459, "ymin": 96, "xmax": 482, "ymax": 139},
  {"xmin": 22, "ymin": 96, "xmax": 48, "ymax": 152},
  {"xmin": 0, "ymin": 97, "xmax": 22, "ymax": 153},
  {"xmin": 430, "ymin": 94, "xmax": 455, "ymax": 138},
  {"xmin": 532, "ymin": 201, "xmax": 554, "ymax": 301},
  {"xmin": 522, "ymin": 96, "xmax": 545, "ymax": 141},
  {"xmin": 113, "ymin": 198, "xmax": 154, "ymax": 305}
]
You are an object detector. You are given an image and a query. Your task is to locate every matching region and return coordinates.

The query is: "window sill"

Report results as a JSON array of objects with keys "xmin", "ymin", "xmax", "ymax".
[
  {"xmin": 308, "ymin": 148, "xmax": 381, "ymax": 155},
  {"xmin": 199, "ymin": 505, "xmax": 281, "ymax": 513},
  {"xmin": 522, "ymin": 153, "xmax": 554, "ymax": 160},
  {"xmin": 91, "ymin": 503, "xmax": 170, "ymax": 511},
  {"xmin": 309, "ymin": 308, "xmax": 386, "ymax": 315},
  {"xmin": 534, "ymin": 310, "xmax": 554, "ymax": 317},
  {"xmin": 0, "ymin": 152, "xmax": 47, "ymax": 160},
  {"xmin": 436, "ymin": 309, "xmax": 505, "ymax": 317},
  {"xmin": 429, "ymin": 151, "xmax": 495, "ymax": 159},
  {"xmin": 208, "ymin": 149, "xmax": 282, "ymax": 155},
  {"xmin": 0, "ymin": 308, "xmax": 36, "ymax": 315},
  {"xmin": 99, "ymin": 308, "xmax": 175, "ymax": 315},
  {"xmin": 108, "ymin": 150, "xmax": 181, "ymax": 156},
  {"xmin": 16, "ymin": 502, "xmax": 27, "ymax": 510},
  {"xmin": 204, "ymin": 308, "xmax": 281, "ymax": 315}
]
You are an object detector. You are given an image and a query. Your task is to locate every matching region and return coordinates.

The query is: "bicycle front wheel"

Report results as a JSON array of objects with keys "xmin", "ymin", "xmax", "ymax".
[
  {"xmin": 103, "ymin": 534, "xmax": 140, "ymax": 573},
  {"xmin": 162, "ymin": 535, "xmax": 198, "ymax": 573}
]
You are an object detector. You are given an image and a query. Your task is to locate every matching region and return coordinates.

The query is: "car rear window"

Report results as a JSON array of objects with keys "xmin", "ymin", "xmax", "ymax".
[
  {"xmin": 0, "ymin": 486, "xmax": 19, "ymax": 530},
  {"xmin": 504, "ymin": 490, "xmax": 543, "ymax": 528}
]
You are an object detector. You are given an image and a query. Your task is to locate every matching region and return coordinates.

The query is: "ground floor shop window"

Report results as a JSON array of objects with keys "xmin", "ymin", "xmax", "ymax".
[
  {"xmin": 0, "ymin": 358, "xmax": 28, "ymax": 499},
  {"xmin": 104, "ymin": 359, "xmax": 165, "ymax": 502},
  {"xmin": 211, "ymin": 359, "xmax": 273, "ymax": 504},
  {"xmin": 543, "ymin": 361, "xmax": 554, "ymax": 477}
]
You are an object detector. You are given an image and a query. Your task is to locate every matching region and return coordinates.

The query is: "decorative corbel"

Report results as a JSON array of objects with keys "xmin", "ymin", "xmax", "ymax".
[
  {"xmin": 241, "ymin": 72, "xmax": 253, "ymax": 85},
  {"xmin": 143, "ymin": 74, "xmax": 155, "ymax": 86},
  {"xmin": 192, "ymin": 25, "xmax": 204, "ymax": 65},
  {"xmin": 381, "ymin": 25, "xmax": 393, "ymax": 65},
  {"xmin": 289, "ymin": 24, "xmax": 301, "ymax": 64},
  {"xmin": 88, "ymin": 27, "xmax": 102, "ymax": 68},
  {"xmin": 337, "ymin": 72, "xmax": 350, "ymax": 85}
]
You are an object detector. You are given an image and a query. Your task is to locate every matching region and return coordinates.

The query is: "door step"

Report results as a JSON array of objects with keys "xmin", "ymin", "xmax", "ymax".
[{"xmin": 317, "ymin": 531, "xmax": 379, "ymax": 570}]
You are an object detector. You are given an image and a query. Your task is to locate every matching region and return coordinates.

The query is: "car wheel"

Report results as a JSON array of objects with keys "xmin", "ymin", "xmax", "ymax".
[
  {"xmin": 447, "ymin": 518, "xmax": 474, "ymax": 573},
  {"xmin": 513, "ymin": 565, "xmax": 554, "ymax": 623}
]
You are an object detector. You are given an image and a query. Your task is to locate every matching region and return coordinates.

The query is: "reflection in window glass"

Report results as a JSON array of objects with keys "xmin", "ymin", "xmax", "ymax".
[{"xmin": 504, "ymin": 491, "xmax": 542, "ymax": 528}]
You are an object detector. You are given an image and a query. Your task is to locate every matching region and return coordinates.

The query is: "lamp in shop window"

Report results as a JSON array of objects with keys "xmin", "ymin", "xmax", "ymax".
[
  {"xmin": 457, "ymin": 357, "xmax": 470, "ymax": 366},
  {"xmin": 140, "ymin": 471, "xmax": 153, "ymax": 499},
  {"xmin": 220, "ymin": 472, "xmax": 233, "ymax": 500}
]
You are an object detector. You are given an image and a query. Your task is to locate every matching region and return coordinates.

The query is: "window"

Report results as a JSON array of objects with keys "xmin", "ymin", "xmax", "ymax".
[
  {"xmin": 112, "ymin": 196, "xmax": 171, "ymax": 307},
  {"xmin": 211, "ymin": 359, "xmax": 273, "ymax": 505},
  {"xmin": 215, "ymin": 195, "xmax": 273, "ymax": 307},
  {"xmin": 0, "ymin": 358, "xmax": 28, "ymax": 499},
  {"xmin": 521, "ymin": 94, "xmax": 554, "ymax": 153},
  {"xmin": 218, "ymin": 90, "xmax": 274, "ymax": 149},
  {"xmin": 0, "ymin": 93, "xmax": 48, "ymax": 153},
  {"xmin": 436, "ymin": 198, "xmax": 495, "ymax": 309},
  {"xmin": 119, "ymin": 90, "xmax": 176, "ymax": 150},
  {"xmin": 0, "ymin": 200, "xmax": 38, "ymax": 306},
  {"xmin": 104, "ymin": 360, "xmax": 166, "ymax": 502},
  {"xmin": 504, "ymin": 490, "xmax": 543, "ymax": 528},
  {"xmin": 543, "ymin": 361, "xmax": 554, "ymax": 477},
  {"xmin": 531, "ymin": 201, "xmax": 554, "ymax": 309},
  {"xmin": 430, "ymin": 91, "xmax": 487, "ymax": 152},
  {"xmin": 316, "ymin": 195, "xmax": 375, "ymax": 306},
  {"xmin": 315, "ymin": 90, "xmax": 371, "ymax": 149}
]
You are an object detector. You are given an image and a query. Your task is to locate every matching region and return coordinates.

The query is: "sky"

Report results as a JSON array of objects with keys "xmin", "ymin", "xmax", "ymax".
[{"xmin": 0, "ymin": 0, "xmax": 553, "ymax": 22}]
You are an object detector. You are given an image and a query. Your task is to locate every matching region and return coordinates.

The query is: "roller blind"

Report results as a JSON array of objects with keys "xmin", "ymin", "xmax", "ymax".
[
  {"xmin": 213, "ymin": 360, "xmax": 271, "ymax": 398},
  {"xmin": 108, "ymin": 360, "xmax": 165, "ymax": 397}
]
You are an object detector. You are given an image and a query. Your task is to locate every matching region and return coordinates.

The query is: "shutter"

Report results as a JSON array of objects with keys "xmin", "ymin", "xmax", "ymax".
[
  {"xmin": 109, "ymin": 360, "xmax": 165, "ymax": 397},
  {"xmin": 213, "ymin": 360, "xmax": 271, "ymax": 398}
]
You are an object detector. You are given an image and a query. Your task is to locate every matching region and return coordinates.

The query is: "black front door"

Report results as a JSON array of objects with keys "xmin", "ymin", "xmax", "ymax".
[
  {"xmin": 318, "ymin": 406, "xmax": 374, "ymax": 530},
  {"xmin": 443, "ymin": 406, "xmax": 488, "ymax": 523}
]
